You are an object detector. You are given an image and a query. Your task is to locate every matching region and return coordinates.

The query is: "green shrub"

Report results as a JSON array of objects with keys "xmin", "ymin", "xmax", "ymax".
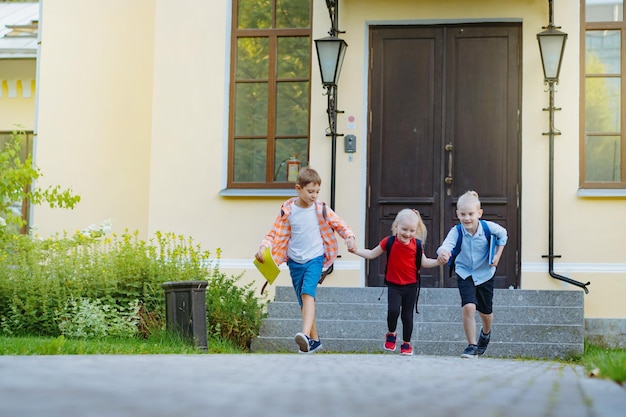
[
  {"xmin": 57, "ymin": 297, "xmax": 140, "ymax": 338},
  {"xmin": 0, "ymin": 224, "xmax": 267, "ymax": 349},
  {"xmin": 206, "ymin": 270, "xmax": 268, "ymax": 350}
]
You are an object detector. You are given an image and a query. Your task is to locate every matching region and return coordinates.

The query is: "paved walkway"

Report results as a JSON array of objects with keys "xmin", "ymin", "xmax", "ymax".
[{"xmin": 1, "ymin": 354, "xmax": 625, "ymax": 417}]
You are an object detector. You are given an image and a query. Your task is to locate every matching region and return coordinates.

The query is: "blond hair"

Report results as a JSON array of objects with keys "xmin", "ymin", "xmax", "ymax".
[
  {"xmin": 296, "ymin": 166, "xmax": 321, "ymax": 187},
  {"xmin": 457, "ymin": 190, "xmax": 481, "ymax": 209},
  {"xmin": 391, "ymin": 208, "xmax": 427, "ymax": 242}
]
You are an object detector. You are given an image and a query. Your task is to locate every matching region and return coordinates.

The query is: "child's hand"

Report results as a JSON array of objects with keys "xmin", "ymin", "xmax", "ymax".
[
  {"xmin": 437, "ymin": 250, "xmax": 450, "ymax": 264},
  {"xmin": 348, "ymin": 243, "xmax": 358, "ymax": 253},
  {"xmin": 255, "ymin": 246, "xmax": 266, "ymax": 263},
  {"xmin": 345, "ymin": 236, "xmax": 355, "ymax": 251}
]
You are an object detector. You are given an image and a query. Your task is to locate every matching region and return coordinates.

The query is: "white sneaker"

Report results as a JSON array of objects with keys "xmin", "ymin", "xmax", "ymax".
[{"xmin": 294, "ymin": 332, "xmax": 309, "ymax": 352}]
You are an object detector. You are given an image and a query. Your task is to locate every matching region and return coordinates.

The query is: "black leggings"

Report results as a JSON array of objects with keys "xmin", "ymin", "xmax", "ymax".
[{"xmin": 386, "ymin": 282, "xmax": 418, "ymax": 343}]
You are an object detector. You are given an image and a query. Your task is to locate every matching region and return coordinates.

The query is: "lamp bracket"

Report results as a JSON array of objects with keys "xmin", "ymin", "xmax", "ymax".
[
  {"xmin": 543, "ymin": 80, "xmax": 560, "ymax": 90},
  {"xmin": 325, "ymin": 0, "xmax": 345, "ymax": 37},
  {"xmin": 541, "ymin": 23, "xmax": 562, "ymax": 31},
  {"xmin": 324, "ymin": 84, "xmax": 344, "ymax": 137}
]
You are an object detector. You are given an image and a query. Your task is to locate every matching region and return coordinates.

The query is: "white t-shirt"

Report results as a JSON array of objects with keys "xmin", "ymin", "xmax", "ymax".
[{"xmin": 287, "ymin": 203, "xmax": 324, "ymax": 264}]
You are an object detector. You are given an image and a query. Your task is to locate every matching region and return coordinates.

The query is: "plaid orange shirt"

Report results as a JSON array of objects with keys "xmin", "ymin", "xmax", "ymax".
[{"xmin": 261, "ymin": 198, "xmax": 355, "ymax": 268}]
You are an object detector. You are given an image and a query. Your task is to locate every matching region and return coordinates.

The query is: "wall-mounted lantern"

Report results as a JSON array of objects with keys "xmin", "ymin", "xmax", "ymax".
[
  {"xmin": 537, "ymin": 0, "xmax": 590, "ymax": 293},
  {"xmin": 314, "ymin": 0, "xmax": 348, "ymax": 210}
]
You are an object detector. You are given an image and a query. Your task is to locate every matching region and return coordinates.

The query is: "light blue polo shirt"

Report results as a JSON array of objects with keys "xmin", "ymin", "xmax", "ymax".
[{"xmin": 437, "ymin": 220, "xmax": 508, "ymax": 285}]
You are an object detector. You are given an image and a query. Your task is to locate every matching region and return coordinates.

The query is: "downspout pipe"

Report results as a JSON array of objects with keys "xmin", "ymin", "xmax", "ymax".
[
  {"xmin": 542, "ymin": 80, "xmax": 590, "ymax": 294},
  {"xmin": 538, "ymin": 0, "xmax": 590, "ymax": 293}
]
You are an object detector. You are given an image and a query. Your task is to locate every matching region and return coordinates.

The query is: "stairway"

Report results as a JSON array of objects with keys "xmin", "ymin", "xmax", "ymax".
[{"xmin": 250, "ymin": 286, "xmax": 584, "ymax": 360}]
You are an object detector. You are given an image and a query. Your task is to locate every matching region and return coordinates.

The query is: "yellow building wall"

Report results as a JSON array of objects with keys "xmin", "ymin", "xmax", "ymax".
[
  {"xmin": 32, "ymin": 0, "xmax": 625, "ymax": 317},
  {"xmin": 34, "ymin": 0, "xmax": 156, "ymax": 237},
  {"xmin": 144, "ymin": 0, "xmax": 363, "ymax": 295}
]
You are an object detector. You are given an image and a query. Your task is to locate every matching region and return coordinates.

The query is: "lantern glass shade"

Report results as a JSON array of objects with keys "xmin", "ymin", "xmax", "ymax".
[
  {"xmin": 315, "ymin": 36, "xmax": 348, "ymax": 86},
  {"xmin": 537, "ymin": 28, "xmax": 568, "ymax": 81}
]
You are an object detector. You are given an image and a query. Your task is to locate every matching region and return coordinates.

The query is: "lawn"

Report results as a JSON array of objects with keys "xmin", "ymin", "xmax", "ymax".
[{"xmin": 0, "ymin": 332, "xmax": 246, "ymax": 355}]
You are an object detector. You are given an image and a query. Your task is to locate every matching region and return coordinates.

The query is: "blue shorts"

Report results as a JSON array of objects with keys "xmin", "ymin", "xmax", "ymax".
[
  {"xmin": 457, "ymin": 276, "xmax": 494, "ymax": 315},
  {"xmin": 287, "ymin": 255, "xmax": 324, "ymax": 307}
]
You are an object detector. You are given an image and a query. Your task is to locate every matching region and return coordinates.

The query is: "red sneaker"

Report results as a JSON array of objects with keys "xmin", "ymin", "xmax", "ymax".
[
  {"xmin": 400, "ymin": 342, "xmax": 413, "ymax": 356},
  {"xmin": 384, "ymin": 332, "xmax": 397, "ymax": 351}
]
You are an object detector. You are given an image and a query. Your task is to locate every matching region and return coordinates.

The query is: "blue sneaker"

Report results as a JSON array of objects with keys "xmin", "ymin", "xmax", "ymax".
[
  {"xmin": 299, "ymin": 338, "xmax": 323, "ymax": 354},
  {"xmin": 477, "ymin": 328, "xmax": 491, "ymax": 356},
  {"xmin": 295, "ymin": 332, "xmax": 310, "ymax": 352},
  {"xmin": 461, "ymin": 344, "xmax": 478, "ymax": 358}
]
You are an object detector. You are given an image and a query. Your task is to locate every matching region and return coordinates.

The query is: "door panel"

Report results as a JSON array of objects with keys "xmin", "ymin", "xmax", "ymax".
[
  {"xmin": 368, "ymin": 24, "xmax": 520, "ymax": 289},
  {"xmin": 368, "ymin": 27, "xmax": 443, "ymax": 288}
]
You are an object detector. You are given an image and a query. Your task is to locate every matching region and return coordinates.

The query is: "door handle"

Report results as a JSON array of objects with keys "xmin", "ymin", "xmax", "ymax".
[{"xmin": 445, "ymin": 143, "xmax": 453, "ymax": 184}]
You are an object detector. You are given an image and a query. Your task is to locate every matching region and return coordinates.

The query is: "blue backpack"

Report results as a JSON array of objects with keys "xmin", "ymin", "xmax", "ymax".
[
  {"xmin": 447, "ymin": 219, "xmax": 491, "ymax": 277},
  {"xmin": 384, "ymin": 235, "xmax": 423, "ymax": 314}
]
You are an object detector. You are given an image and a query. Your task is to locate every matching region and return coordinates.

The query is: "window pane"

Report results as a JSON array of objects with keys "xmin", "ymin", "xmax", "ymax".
[
  {"xmin": 585, "ymin": 78, "xmax": 621, "ymax": 132},
  {"xmin": 235, "ymin": 83, "xmax": 268, "ymax": 136},
  {"xmin": 274, "ymin": 138, "xmax": 308, "ymax": 182},
  {"xmin": 586, "ymin": 30, "xmax": 621, "ymax": 74},
  {"xmin": 586, "ymin": 0, "xmax": 623, "ymax": 22},
  {"xmin": 230, "ymin": 0, "xmax": 311, "ymax": 188},
  {"xmin": 237, "ymin": 38, "xmax": 269, "ymax": 79},
  {"xmin": 585, "ymin": 135, "xmax": 621, "ymax": 181},
  {"xmin": 276, "ymin": 0, "xmax": 310, "ymax": 28},
  {"xmin": 276, "ymin": 81, "xmax": 309, "ymax": 136},
  {"xmin": 234, "ymin": 138, "xmax": 267, "ymax": 182},
  {"xmin": 238, "ymin": 0, "xmax": 271, "ymax": 29},
  {"xmin": 277, "ymin": 37, "xmax": 310, "ymax": 79}
]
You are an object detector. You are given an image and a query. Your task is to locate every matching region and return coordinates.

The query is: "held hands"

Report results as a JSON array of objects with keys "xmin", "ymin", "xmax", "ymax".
[
  {"xmin": 435, "ymin": 249, "xmax": 500, "ymax": 266},
  {"xmin": 345, "ymin": 236, "xmax": 356, "ymax": 251},
  {"xmin": 346, "ymin": 236, "xmax": 359, "ymax": 254},
  {"xmin": 437, "ymin": 250, "xmax": 451, "ymax": 265}
]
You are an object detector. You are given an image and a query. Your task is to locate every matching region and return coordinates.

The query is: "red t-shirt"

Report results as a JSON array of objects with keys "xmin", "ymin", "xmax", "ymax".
[{"xmin": 380, "ymin": 236, "xmax": 421, "ymax": 285}]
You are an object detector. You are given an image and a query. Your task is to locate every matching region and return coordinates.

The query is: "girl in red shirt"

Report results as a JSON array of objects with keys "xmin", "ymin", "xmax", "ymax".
[{"xmin": 349, "ymin": 209, "xmax": 443, "ymax": 355}]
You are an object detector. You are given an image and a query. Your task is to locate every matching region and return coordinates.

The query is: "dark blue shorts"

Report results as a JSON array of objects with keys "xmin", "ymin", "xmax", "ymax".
[
  {"xmin": 457, "ymin": 276, "xmax": 494, "ymax": 315},
  {"xmin": 287, "ymin": 255, "xmax": 324, "ymax": 307}
]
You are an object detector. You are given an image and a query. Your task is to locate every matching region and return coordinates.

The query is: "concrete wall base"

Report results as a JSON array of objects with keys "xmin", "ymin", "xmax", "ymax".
[{"xmin": 585, "ymin": 318, "xmax": 626, "ymax": 348}]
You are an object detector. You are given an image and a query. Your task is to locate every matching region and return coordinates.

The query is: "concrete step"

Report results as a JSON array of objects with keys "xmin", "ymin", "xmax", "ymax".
[
  {"xmin": 251, "ymin": 286, "xmax": 584, "ymax": 359},
  {"xmin": 266, "ymin": 301, "xmax": 583, "ymax": 324}
]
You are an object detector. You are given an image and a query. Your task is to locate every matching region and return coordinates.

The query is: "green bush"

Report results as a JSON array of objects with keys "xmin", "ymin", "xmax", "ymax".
[
  {"xmin": 0, "ymin": 225, "xmax": 267, "ymax": 349},
  {"xmin": 57, "ymin": 297, "xmax": 140, "ymax": 338},
  {"xmin": 206, "ymin": 271, "xmax": 268, "ymax": 349},
  {"xmin": 0, "ymin": 129, "xmax": 266, "ymax": 349}
]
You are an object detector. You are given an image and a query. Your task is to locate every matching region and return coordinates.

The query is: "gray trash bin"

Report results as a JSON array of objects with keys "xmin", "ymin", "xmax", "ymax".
[{"xmin": 162, "ymin": 280, "xmax": 208, "ymax": 351}]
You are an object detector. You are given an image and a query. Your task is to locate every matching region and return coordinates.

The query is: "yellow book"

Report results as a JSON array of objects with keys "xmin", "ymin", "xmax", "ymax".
[{"xmin": 254, "ymin": 246, "xmax": 280, "ymax": 285}]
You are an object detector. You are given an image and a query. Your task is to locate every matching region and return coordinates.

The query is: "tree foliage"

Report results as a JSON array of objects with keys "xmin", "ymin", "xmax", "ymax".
[{"xmin": 0, "ymin": 130, "xmax": 80, "ymax": 236}]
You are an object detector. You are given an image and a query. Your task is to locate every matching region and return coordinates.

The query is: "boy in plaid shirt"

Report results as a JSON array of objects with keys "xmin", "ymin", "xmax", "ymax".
[{"xmin": 255, "ymin": 167, "xmax": 355, "ymax": 353}]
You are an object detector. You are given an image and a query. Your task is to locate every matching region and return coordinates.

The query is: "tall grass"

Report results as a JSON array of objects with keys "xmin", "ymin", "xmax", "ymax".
[{"xmin": 579, "ymin": 343, "xmax": 626, "ymax": 385}]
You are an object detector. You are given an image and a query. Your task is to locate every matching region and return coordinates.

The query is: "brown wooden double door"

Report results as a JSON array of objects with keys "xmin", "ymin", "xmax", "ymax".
[{"xmin": 367, "ymin": 24, "xmax": 520, "ymax": 289}]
